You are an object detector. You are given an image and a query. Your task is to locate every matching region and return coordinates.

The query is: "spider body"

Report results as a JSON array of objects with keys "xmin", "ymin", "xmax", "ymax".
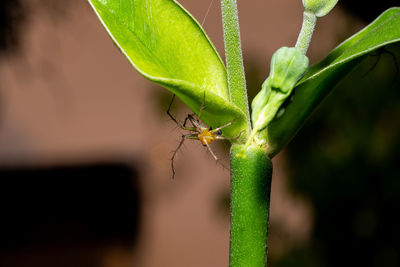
[
  {"xmin": 198, "ymin": 128, "xmax": 218, "ymax": 146},
  {"xmin": 181, "ymin": 114, "xmax": 222, "ymax": 146},
  {"xmin": 166, "ymin": 95, "xmax": 231, "ymax": 178}
]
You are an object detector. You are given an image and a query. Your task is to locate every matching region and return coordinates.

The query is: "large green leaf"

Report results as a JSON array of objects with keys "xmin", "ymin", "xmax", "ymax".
[
  {"xmin": 266, "ymin": 7, "xmax": 400, "ymax": 157},
  {"xmin": 89, "ymin": 0, "xmax": 246, "ymax": 138}
]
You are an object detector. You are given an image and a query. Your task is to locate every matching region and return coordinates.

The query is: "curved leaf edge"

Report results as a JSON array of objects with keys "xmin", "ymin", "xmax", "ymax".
[
  {"xmin": 265, "ymin": 7, "xmax": 400, "ymax": 157},
  {"xmin": 88, "ymin": 0, "xmax": 247, "ymax": 139},
  {"xmin": 155, "ymin": 78, "xmax": 248, "ymax": 140},
  {"xmin": 299, "ymin": 7, "xmax": 400, "ymax": 85},
  {"xmin": 170, "ymin": 0, "xmax": 227, "ymax": 77},
  {"xmin": 88, "ymin": 0, "xmax": 229, "ymax": 99}
]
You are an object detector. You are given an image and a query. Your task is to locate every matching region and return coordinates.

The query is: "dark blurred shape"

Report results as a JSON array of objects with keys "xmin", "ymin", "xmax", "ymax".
[
  {"xmin": 0, "ymin": 0, "xmax": 26, "ymax": 54},
  {"xmin": 339, "ymin": 0, "xmax": 398, "ymax": 22},
  {"xmin": 272, "ymin": 43, "xmax": 400, "ymax": 267},
  {"xmin": 244, "ymin": 54, "xmax": 266, "ymax": 105},
  {"xmin": 0, "ymin": 162, "xmax": 141, "ymax": 267},
  {"xmin": 0, "ymin": 0, "xmax": 72, "ymax": 56}
]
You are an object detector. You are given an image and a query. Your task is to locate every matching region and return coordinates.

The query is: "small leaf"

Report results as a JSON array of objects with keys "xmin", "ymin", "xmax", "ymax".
[
  {"xmin": 266, "ymin": 7, "xmax": 400, "ymax": 157},
  {"xmin": 88, "ymin": 0, "xmax": 246, "ymax": 138}
]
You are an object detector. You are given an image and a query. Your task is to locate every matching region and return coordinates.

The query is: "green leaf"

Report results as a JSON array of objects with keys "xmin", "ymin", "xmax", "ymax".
[
  {"xmin": 88, "ymin": 0, "xmax": 247, "ymax": 139},
  {"xmin": 266, "ymin": 7, "xmax": 400, "ymax": 157}
]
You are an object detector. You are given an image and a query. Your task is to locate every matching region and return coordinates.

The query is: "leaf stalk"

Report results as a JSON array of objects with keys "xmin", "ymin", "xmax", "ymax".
[
  {"xmin": 295, "ymin": 11, "xmax": 317, "ymax": 54},
  {"xmin": 220, "ymin": 0, "xmax": 251, "ymax": 136}
]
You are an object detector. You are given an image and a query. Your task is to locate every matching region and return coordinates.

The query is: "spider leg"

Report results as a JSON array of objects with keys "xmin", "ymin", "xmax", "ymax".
[
  {"xmin": 363, "ymin": 48, "xmax": 399, "ymax": 83},
  {"xmin": 363, "ymin": 52, "xmax": 382, "ymax": 78},
  {"xmin": 170, "ymin": 133, "xmax": 197, "ymax": 179},
  {"xmin": 166, "ymin": 95, "xmax": 179, "ymax": 124},
  {"xmin": 212, "ymin": 129, "xmax": 244, "ymax": 144},
  {"xmin": 204, "ymin": 142, "xmax": 231, "ymax": 172},
  {"xmin": 183, "ymin": 114, "xmax": 196, "ymax": 128},
  {"xmin": 204, "ymin": 141, "xmax": 218, "ymax": 161},
  {"xmin": 210, "ymin": 121, "xmax": 233, "ymax": 134},
  {"xmin": 373, "ymin": 48, "xmax": 399, "ymax": 77},
  {"xmin": 228, "ymin": 130, "xmax": 245, "ymax": 141},
  {"xmin": 198, "ymin": 91, "xmax": 207, "ymax": 118},
  {"xmin": 201, "ymin": 0, "xmax": 215, "ymax": 27},
  {"xmin": 167, "ymin": 94, "xmax": 197, "ymax": 131},
  {"xmin": 384, "ymin": 48, "xmax": 400, "ymax": 86}
]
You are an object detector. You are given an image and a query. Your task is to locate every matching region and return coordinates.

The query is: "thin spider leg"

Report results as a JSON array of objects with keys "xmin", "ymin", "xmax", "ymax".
[
  {"xmin": 204, "ymin": 142, "xmax": 231, "ymax": 172},
  {"xmin": 183, "ymin": 115, "xmax": 189, "ymax": 127},
  {"xmin": 383, "ymin": 48, "xmax": 399, "ymax": 74},
  {"xmin": 170, "ymin": 135, "xmax": 185, "ymax": 179},
  {"xmin": 363, "ymin": 48, "xmax": 399, "ymax": 81},
  {"xmin": 198, "ymin": 91, "xmax": 207, "ymax": 118},
  {"xmin": 231, "ymin": 130, "xmax": 244, "ymax": 141},
  {"xmin": 217, "ymin": 159, "xmax": 230, "ymax": 172},
  {"xmin": 204, "ymin": 141, "xmax": 218, "ymax": 161},
  {"xmin": 201, "ymin": 0, "xmax": 215, "ymax": 27},
  {"xmin": 223, "ymin": 130, "xmax": 244, "ymax": 142},
  {"xmin": 385, "ymin": 49, "xmax": 400, "ymax": 86},
  {"xmin": 170, "ymin": 133, "xmax": 198, "ymax": 179},
  {"xmin": 183, "ymin": 114, "xmax": 198, "ymax": 128},
  {"xmin": 210, "ymin": 121, "xmax": 233, "ymax": 134},
  {"xmin": 167, "ymin": 95, "xmax": 197, "ymax": 131},
  {"xmin": 363, "ymin": 52, "xmax": 382, "ymax": 78},
  {"xmin": 214, "ymin": 129, "xmax": 244, "ymax": 142},
  {"xmin": 186, "ymin": 114, "xmax": 203, "ymax": 131},
  {"xmin": 166, "ymin": 94, "xmax": 182, "ymax": 126},
  {"xmin": 219, "ymin": 121, "xmax": 233, "ymax": 128}
]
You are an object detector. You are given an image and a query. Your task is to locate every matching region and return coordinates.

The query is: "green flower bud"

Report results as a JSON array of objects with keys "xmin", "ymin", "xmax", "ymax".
[
  {"xmin": 251, "ymin": 47, "xmax": 309, "ymax": 133},
  {"xmin": 268, "ymin": 46, "xmax": 309, "ymax": 93},
  {"xmin": 302, "ymin": 0, "xmax": 338, "ymax": 17}
]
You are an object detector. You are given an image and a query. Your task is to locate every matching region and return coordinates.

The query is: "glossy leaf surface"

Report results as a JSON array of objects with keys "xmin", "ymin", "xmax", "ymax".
[
  {"xmin": 89, "ymin": 0, "xmax": 247, "ymax": 138},
  {"xmin": 266, "ymin": 7, "xmax": 400, "ymax": 156}
]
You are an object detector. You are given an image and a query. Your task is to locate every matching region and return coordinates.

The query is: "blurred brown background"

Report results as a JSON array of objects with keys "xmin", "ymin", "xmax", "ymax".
[{"xmin": 0, "ymin": 0, "xmax": 399, "ymax": 266}]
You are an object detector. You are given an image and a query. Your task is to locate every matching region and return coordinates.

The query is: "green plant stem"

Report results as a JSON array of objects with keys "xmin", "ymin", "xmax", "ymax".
[
  {"xmin": 220, "ymin": 0, "xmax": 251, "ymax": 135},
  {"xmin": 295, "ymin": 11, "xmax": 317, "ymax": 54},
  {"xmin": 229, "ymin": 144, "xmax": 273, "ymax": 267}
]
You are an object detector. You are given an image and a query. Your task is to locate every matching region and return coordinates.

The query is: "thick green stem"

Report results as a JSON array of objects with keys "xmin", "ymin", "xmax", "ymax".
[
  {"xmin": 230, "ymin": 144, "xmax": 273, "ymax": 267},
  {"xmin": 295, "ymin": 11, "xmax": 317, "ymax": 54},
  {"xmin": 220, "ymin": 0, "xmax": 251, "ymax": 134}
]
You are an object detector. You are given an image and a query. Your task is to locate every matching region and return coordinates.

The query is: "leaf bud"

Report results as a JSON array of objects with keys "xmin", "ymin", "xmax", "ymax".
[
  {"xmin": 251, "ymin": 47, "xmax": 308, "ymax": 132},
  {"xmin": 302, "ymin": 0, "xmax": 338, "ymax": 17}
]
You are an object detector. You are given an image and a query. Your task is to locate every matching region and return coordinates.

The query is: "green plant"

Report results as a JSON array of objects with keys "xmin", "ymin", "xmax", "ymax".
[{"xmin": 88, "ymin": 0, "xmax": 400, "ymax": 266}]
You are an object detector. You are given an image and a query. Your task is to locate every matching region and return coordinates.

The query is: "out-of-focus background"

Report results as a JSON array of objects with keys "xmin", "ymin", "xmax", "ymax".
[{"xmin": 0, "ymin": 0, "xmax": 399, "ymax": 266}]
